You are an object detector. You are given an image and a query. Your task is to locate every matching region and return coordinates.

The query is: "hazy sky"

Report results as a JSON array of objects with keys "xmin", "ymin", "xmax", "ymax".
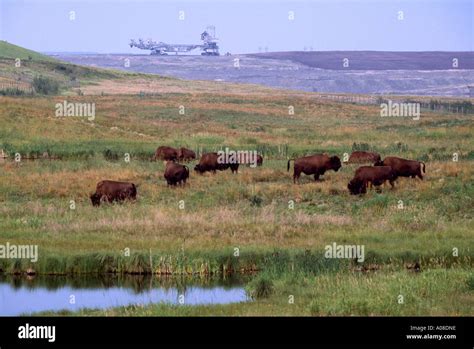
[{"xmin": 0, "ymin": 0, "xmax": 472, "ymax": 54}]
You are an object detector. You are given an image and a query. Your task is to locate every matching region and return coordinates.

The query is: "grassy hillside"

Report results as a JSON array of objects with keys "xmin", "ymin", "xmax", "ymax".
[
  {"xmin": 0, "ymin": 41, "xmax": 145, "ymax": 95},
  {"xmin": 0, "ymin": 41, "xmax": 57, "ymax": 62}
]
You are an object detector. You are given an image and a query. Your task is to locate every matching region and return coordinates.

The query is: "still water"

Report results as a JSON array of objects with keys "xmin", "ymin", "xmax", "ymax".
[{"xmin": 0, "ymin": 274, "xmax": 250, "ymax": 316}]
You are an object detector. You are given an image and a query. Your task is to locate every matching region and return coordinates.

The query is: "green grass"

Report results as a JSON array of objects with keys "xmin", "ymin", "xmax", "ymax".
[
  {"xmin": 0, "ymin": 75, "xmax": 473, "ymax": 316},
  {"xmin": 0, "ymin": 41, "xmax": 57, "ymax": 62}
]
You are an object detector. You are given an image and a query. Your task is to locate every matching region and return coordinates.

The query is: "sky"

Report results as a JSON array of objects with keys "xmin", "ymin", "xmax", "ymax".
[{"xmin": 0, "ymin": 0, "xmax": 472, "ymax": 54}]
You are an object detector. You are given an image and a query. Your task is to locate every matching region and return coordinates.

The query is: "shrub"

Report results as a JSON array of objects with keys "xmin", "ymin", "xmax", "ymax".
[
  {"xmin": 0, "ymin": 88, "xmax": 27, "ymax": 96},
  {"xmin": 247, "ymin": 275, "xmax": 274, "ymax": 299},
  {"xmin": 249, "ymin": 195, "xmax": 263, "ymax": 207},
  {"xmin": 467, "ymin": 275, "xmax": 474, "ymax": 291},
  {"xmin": 32, "ymin": 76, "xmax": 60, "ymax": 95}
]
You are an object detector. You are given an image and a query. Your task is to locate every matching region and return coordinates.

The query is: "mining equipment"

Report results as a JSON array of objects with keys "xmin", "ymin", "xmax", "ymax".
[{"xmin": 130, "ymin": 26, "xmax": 220, "ymax": 56}]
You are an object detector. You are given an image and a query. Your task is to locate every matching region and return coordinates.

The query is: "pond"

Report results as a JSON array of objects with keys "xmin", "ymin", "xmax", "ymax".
[{"xmin": 0, "ymin": 274, "xmax": 250, "ymax": 316}]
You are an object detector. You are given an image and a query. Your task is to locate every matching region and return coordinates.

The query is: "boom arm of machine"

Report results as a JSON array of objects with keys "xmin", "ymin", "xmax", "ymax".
[{"xmin": 130, "ymin": 27, "xmax": 220, "ymax": 56}]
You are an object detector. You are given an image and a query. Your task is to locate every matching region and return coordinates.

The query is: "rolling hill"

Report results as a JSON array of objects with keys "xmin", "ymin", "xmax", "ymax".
[{"xmin": 0, "ymin": 41, "xmax": 136, "ymax": 95}]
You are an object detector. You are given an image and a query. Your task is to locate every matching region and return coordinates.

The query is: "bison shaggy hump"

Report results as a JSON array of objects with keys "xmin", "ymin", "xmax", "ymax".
[
  {"xmin": 153, "ymin": 146, "xmax": 178, "ymax": 161},
  {"xmin": 348, "ymin": 151, "xmax": 381, "ymax": 164},
  {"xmin": 164, "ymin": 161, "xmax": 189, "ymax": 186},
  {"xmin": 287, "ymin": 153, "xmax": 342, "ymax": 184},
  {"xmin": 178, "ymin": 147, "xmax": 196, "ymax": 162},
  {"xmin": 90, "ymin": 180, "xmax": 137, "ymax": 206}
]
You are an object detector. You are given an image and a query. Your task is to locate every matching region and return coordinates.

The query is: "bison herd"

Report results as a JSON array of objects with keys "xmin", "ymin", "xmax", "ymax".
[{"xmin": 90, "ymin": 147, "xmax": 426, "ymax": 206}]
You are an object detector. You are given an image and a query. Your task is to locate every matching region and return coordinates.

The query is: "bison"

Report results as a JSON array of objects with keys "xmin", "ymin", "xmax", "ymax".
[
  {"xmin": 243, "ymin": 154, "xmax": 263, "ymax": 167},
  {"xmin": 153, "ymin": 146, "xmax": 178, "ymax": 161},
  {"xmin": 164, "ymin": 161, "xmax": 189, "ymax": 186},
  {"xmin": 348, "ymin": 151, "xmax": 381, "ymax": 164},
  {"xmin": 194, "ymin": 152, "xmax": 239, "ymax": 174},
  {"xmin": 375, "ymin": 156, "xmax": 425, "ymax": 180},
  {"xmin": 90, "ymin": 180, "xmax": 137, "ymax": 206},
  {"xmin": 348, "ymin": 166, "xmax": 397, "ymax": 195},
  {"xmin": 178, "ymin": 147, "xmax": 196, "ymax": 162},
  {"xmin": 287, "ymin": 154, "xmax": 342, "ymax": 183}
]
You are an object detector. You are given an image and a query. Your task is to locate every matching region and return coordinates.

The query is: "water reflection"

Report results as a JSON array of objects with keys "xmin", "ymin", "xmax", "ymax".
[{"xmin": 0, "ymin": 274, "xmax": 250, "ymax": 316}]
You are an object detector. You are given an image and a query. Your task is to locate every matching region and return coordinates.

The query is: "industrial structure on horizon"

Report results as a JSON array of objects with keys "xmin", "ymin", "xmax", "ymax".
[{"xmin": 130, "ymin": 26, "xmax": 220, "ymax": 56}]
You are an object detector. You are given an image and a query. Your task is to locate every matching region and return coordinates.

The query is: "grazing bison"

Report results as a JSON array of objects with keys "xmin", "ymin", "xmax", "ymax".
[
  {"xmin": 348, "ymin": 166, "xmax": 397, "ymax": 195},
  {"xmin": 375, "ymin": 156, "xmax": 425, "ymax": 180},
  {"xmin": 348, "ymin": 151, "xmax": 381, "ymax": 164},
  {"xmin": 287, "ymin": 154, "xmax": 342, "ymax": 183},
  {"xmin": 153, "ymin": 146, "xmax": 178, "ymax": 161},
  {"xmin": 164, "ymin": 161, "xmax": 189, "ymax": 186},
  {"xmin": 177, "ymin": 147, "xmax": 196, "ymax": 162},
  {"xmin": 90, "ymin": 180, "xmax": 137, "ymax": 206},
  {"xmin": 244, "ymin": 154, "xmax": 263, "ymax": 167},
  {"xmin": 194, "ymin": 152, "xmax": 239, "ymax": 174}
]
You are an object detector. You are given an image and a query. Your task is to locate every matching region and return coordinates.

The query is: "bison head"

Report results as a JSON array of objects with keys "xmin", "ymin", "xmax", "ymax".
[
  {"xmin": 90, "ymin": 192, "xmax": 101, "ymax": 206},
  {"xmin": 330, "ymin": 156, "xmax": 342, "ymax": 171},
  {"xmin": 194, "ymin": 164, "xmax": 203, "ymax": 173},
  {"xmin": 373, "ymin": 154, "xmax": 382, "ymax": 164},
  {"xmin": 374, "ymin": 160, "xmax": 384, "ymax": 166},
  {"xmin": 183, "ymin": 165, "xmax": 190, "ymax": 179},
  {"xmin": 348, "ymin": 179, "xmax": 365, "ymax": 195}
]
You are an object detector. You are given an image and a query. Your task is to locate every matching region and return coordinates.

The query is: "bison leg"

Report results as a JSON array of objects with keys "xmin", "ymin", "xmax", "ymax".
[
  {"xmin": 361, "ymin": 181, "xmax": 368, "ymax": 194},
  {"xmin": 293, "ymin": 170, "xmax": 301, "ymax": 184},
  {"xmin": 313, "ymin": 174, "xmax": 320, "ymax": 181},
  {"xmin": 417, "ymin": 171, "xmax": 423, "ymax": 180},
  {"xmin": 374, "ymin": 182, "xmax": 383, "ymax": 193}
]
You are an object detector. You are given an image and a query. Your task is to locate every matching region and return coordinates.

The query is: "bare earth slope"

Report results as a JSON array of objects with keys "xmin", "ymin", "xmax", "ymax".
[
  {"xmin": 54, "ymin": 51, "xmax": 474, "ymax": 96},
  {"xmin": 249, "ymin": 51, "xmax": 474, "ymax": 70}
]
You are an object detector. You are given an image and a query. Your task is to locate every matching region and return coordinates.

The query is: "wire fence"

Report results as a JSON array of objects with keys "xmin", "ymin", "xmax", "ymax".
[{"xmin": 313, "ymin": 93, "xmax": 474, "ymax": 114}]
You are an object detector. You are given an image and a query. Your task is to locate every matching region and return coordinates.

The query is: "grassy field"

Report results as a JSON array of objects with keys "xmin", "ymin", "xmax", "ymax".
[{"xmin": 0, "ymin": 45, "xmax": 473, "ymax": 315}]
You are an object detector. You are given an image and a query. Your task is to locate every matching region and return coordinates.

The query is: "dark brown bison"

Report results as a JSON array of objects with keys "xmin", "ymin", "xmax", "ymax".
[
  {"xmin": 287, "ymin": 154, "xmax": 342, "ymax": 183},
  {"xmin": 375, "ymin": 156, "xmax": 425, "ymax": 180},
  {"xmin": 194, "ymin": 152, "xmax": 239, "ymax": 174},
  {"xmin": 178, "ymin": 147, "xmax": 196, "ymax": 162},
  {"xmin": 348, "ymin": 166, "xmax": 397, "ymax": 195},
  {"xmin": 348, "ymin": 151, "xmax": 381, "ymax": 164},
  {"xmin": 164, "ymin": 161, "xmax": 189, "ymax": 186},
  {"xmin": 153, "ymin": 146, "xmax": 178, "ymax": 161},
  {"xmin": 90, "ymin": 180, "xmax": 137, "ymax": 206},
  {"xmin": 243, "ymin": 154, "xmax": 263, "ymax": 167}
]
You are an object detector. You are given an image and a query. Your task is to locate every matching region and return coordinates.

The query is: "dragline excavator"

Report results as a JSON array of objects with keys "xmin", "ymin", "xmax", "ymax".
[{"xmin": 130, "ymin": 26, "xmax": 220, "ymax": 56}]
